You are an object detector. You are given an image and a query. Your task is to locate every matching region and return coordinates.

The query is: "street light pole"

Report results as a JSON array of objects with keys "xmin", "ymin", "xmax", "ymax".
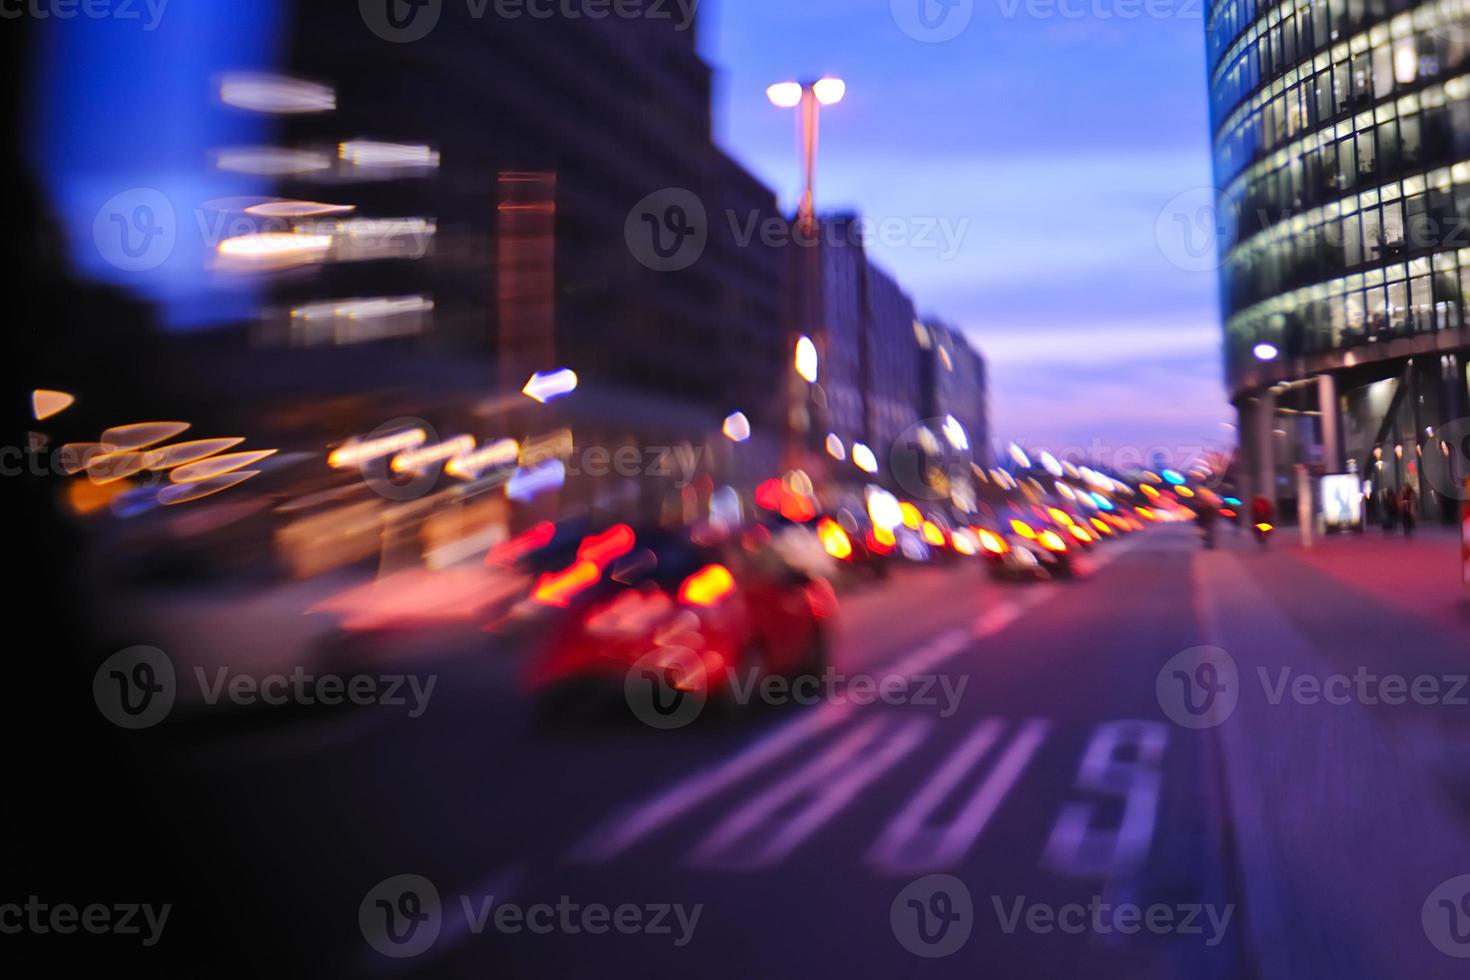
[{"xmin": 767, "ymin": 77, "xmax": 845, "ymax": 237}]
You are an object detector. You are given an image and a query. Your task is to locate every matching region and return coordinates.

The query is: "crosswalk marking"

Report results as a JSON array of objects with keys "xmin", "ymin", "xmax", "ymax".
[
  {"xmin": 867, "ymin": 717, "xmax": 1050, "ymax": 875},
  {"xmin": 687, "ymin": 715, "xmax": 932, "ymax": 871}
]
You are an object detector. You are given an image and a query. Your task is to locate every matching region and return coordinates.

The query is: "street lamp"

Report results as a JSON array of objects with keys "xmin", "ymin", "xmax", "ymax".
[{"xmin": 767, "ymin": 77, "xmax": 846, "ymax": 235}]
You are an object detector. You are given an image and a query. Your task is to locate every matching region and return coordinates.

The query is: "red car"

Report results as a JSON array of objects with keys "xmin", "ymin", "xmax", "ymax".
[{"xmin": 514, "ymin": 523, "xmax": 836, "ymax": 720}]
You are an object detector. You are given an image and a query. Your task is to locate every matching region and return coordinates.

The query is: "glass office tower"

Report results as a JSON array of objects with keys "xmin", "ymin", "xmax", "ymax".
[{"xmin": 1209, "ymin": 0, "xmax": 1470, "ymax": 519}]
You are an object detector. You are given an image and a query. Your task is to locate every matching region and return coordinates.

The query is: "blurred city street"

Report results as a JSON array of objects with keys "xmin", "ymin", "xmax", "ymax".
[
  {"xmin": 11, "ymin": 0, "xmax": 1470, "ymax": 975},
  {"xmin": 41, "ymin": 524, "xmax": 1460, "ymax": 978}
]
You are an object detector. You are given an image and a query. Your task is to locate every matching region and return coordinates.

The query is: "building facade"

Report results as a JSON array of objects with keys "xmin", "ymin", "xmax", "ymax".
[
  {"xmin": 919, "ymin": 317, "xmax": 991, "ymax": 469},
  {"xmin": 1209, "ymin": 0, "xmax": 1470, "ymax": 520}
]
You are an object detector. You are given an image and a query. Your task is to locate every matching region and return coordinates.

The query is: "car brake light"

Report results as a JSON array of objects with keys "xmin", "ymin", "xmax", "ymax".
[
  {"xmin": 817, "ymin": 518, "xmax": 853, "ymax": 560},
  {"xmin": 679, "ymin": 564, "xmax": 736, "ymax": 607},
  {"xmin": 486, "ymin": 521, "xmax": 555, "ymax": 566},
  {"xmin": 866, "ymin": 527, "xmax": 896, "ymax": 554},
  {"xmin": 1038, "ymin": 530, "xmax": 1068, "ymax": 552},
  {"xmin": 531, "ymin": 560, "xmax": 600, "ymax": 607},
  {"xmin": 805, "ymin": 577, "xmax": 839, "ymax": 619},
  {"xmin": 578, "ymin": 524, "xmax": 635, "ymax": 567}
]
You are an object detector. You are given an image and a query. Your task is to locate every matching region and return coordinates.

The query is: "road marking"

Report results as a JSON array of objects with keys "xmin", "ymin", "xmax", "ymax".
[
  {"xmin": 686, "ymin": 715, "xmax": 932, "ymax": 871},
  {"xmin": 867, "ymin": 717, "xmax": 1050, "ymax": 875},
  {"xmin": 563, "ymin": 701, "xmax": 853, "ymax": 863},
  {"xmin": 1041, "ymin": 720, "xmax": 1168, "ymax": 879}
]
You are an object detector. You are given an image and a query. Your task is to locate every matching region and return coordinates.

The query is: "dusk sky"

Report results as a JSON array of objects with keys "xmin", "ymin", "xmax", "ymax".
[{"xmin": 701, "ymin": 0, "xmax": 1233, "ymax": 461}]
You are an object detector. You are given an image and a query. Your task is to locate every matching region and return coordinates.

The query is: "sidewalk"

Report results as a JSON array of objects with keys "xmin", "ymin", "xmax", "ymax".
[
  {"xmin": 1276, "ymin": 525, "xmax": 1470, "ymax": 634},
  {"xmin": 1193, "ymin": 531, "xmax": 1470, "ymax": 980}
]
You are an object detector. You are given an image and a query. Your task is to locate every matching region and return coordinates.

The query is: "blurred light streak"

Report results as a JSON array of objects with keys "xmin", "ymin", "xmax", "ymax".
[
  {"xmin": 339, "ymin": 140, "xmax": 440, "ymax": 171},
  {"xmin": 485, "ymin": 522, "xmax": 556, "ymax": 566},
  {"xmin": 446, "ymin": 439, "xmax": 520, "ymax": 480},
  {"xmin": 851, "ymin": 442, "xmax": 878, "ymax": 474},
  {"xmin": 679, "ymin": 564, "xmax": 736, "ymax": 607},
  {"xmin": 766, "ymin": 82, "xmax": 803, "ymax": 108},
  {"xmin": 157, "ymin": 470, "xmax": 260, "ymax": 505},
  {"xmin": 391, "ymin": 436, "xmax": 476, "ymax": 475},
  {"xmin": 246, "ymin": 199, "xmax": 355, "ymax": 218},
  {"xmin": 328, "ymin": 429, "xmax": 428, "ymax": 469},
  {"xmin": 506, "ymin": 460, "xmax": 566, "ymax": 502},
  {"xmin": 795, "ymin": 336, "xmax": 819, "ymax": 383},
  {"xmin": 219, "ymin": 72, "xmax": 335, "ymax": 113},
  {"xmin": 170, "ymin": 449, "xmax": 278, "ymax": 483},
  {"xmin": 101, "ymin": 421, "xmax": 190, "ymax": 451},
  {"xmin": 215, "ymin": 146, "xmax": 332, "ymax": 175},
  {"xmin": 532, "ymin": 560, "xmax": 601, "ymax": 607},
  {"xmin": 144, "ymin": 437, "xmax": 245, "ymax": 470},
  {"xmin": 522, "ymin": 369, "xmax": 579, "ymax": 404},
  {"xmin": 31, "ymin": 390, "xmax": 75, "ymax": 421},
  {"xmin": 216, "ymin": 231, "xmax": 332, "ymax": 270}
]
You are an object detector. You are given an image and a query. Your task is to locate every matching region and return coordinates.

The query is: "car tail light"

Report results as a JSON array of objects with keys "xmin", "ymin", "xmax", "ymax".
[
  {"xmin": 531, "ymin": 560, "xmax": 600, "ymax": 607},
  {"xmin": 817, "ymin": 518, "xmax": 854, "ymax": 560},
  {"xmin": 805, "ymin": 577, "xmax": 839, "ymax": 619},
  {"xmin": 866, "ymin": 527, "xmax": 896, "ymax": 554},
  {"xmin": 979, "ymin": 529, "xmax": 1009, "ymax": 555},
  {"xmin": 679, "ymin": 564, "xmax": 736, "ymax": 607},
  {"xmin": 1038, "ymin": 530, "xmax": 1068, "ymax": 553},
  {"xmin": 577, "ymin": 524, "xmax": 635, "ymax": 567},
  {"xmin": 486, "ymin": 521, "xmax": 555, "ymax": 566}
]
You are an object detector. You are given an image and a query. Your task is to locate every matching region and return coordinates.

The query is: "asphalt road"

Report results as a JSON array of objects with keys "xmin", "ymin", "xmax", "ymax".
[{"xmin": 24, "ymin": 523, "xmax": 1470, "ymax": 977}]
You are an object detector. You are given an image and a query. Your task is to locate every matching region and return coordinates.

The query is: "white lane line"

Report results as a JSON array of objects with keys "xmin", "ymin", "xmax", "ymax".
[
  {"xmin": 686, "ymin": 715, "xmax": 933, "ymax": 871},
  {"xmin": 866, "ymin": 717, "xmax": 1051, "ymax": 874},
  {"xmin": 562, "ymin": 701, "xmax": 853, "ymax": 864}
]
